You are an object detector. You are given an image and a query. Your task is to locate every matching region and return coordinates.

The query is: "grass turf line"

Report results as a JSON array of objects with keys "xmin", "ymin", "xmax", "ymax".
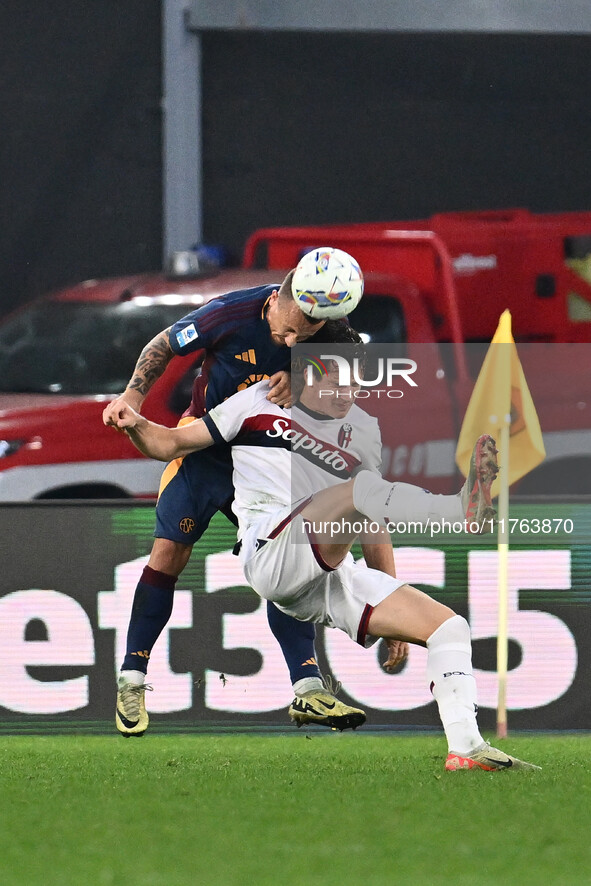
[{"xmin": 0, "ymin": 733, "xmax": 589, "ymax": 886}]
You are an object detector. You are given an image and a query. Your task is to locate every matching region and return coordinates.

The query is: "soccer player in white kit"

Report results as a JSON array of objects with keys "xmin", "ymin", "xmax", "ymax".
[{"xmin": 108, "ymin": 338, "xmax": 540, "ymax": 772}]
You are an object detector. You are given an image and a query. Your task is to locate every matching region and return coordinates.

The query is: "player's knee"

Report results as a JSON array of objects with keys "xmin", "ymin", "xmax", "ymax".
[
  {"xmin": 428, "ymin": 613, "xmax": 471, "ymax": 648},
  {"xmin": 149, "ymin": 538, "xmax": 193, "ymax": 574}
]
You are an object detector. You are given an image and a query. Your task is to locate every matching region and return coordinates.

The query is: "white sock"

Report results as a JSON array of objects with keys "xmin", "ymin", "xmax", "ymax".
[
  {"xmin": 293, "ymin": 677, "xmax": 324, "ymax": 696},
  {"xmin": 352, "ymin": 470, "xmax": 464, "ymax": 527},
  {"xmin": 118, "ymin": 669, "xmax": 146, "ymax": 688},
  {"xmin": 426, "ymin": 615, "xmax": 483, "ymax": 755}
]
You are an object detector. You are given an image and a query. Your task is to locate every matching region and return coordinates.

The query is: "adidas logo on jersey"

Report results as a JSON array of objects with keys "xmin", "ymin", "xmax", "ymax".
[{"xmin": 235, "ymin": 349, "xmax": 257, "ymax": 364}]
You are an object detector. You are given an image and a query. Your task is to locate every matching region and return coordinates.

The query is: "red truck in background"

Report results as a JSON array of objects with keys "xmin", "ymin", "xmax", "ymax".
[
  {"xmin": 244, "ymin": 208, "xmax": 591, "ymax": 344},
  {"xmin": 243, "ymin": 209, "xmax": 591, "ymax": 494},
  {"xmin": 0, "ymin": 269, "xmax": 281, "ymax": 499},
  {"xmin": 0, "ymin": 208, "xmax": 590, "ymax": 499}
]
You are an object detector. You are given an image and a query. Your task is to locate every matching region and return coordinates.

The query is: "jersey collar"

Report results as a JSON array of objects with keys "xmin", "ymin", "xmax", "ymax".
[{"xmin": 294, "ymin": 400, "xmax": 337, "ymax": 422}]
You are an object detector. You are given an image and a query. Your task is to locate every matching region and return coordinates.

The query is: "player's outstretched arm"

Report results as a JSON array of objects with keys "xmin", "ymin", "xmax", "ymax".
[
  {"xmin": 102, "ymin": 327, "xmax": 175, "ymax": 425},
  {"xmin": 106, "ymin": 402, "xmax": 214, "ymax": 462}
]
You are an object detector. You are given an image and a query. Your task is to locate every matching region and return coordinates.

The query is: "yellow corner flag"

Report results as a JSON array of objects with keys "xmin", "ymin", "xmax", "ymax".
[
  {"xmin": 455, "ymin": 309, "xmax": 545, "ymax": 739},
  {"xmin": 455, "ymin": 309, "xmax": 545, "ymax": 488}
]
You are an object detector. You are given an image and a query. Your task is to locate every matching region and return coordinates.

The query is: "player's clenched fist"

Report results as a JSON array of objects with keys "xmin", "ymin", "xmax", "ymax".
[
  {"xmin": 102, "ymin": 392, "xmax": 144, "ymax": 428},
  {"xmin": 103, "ymin": 401, "xmax": 142, "ymax": 431}
]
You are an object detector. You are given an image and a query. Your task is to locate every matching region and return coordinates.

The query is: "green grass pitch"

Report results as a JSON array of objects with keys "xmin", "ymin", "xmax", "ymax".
[{"xmin": 0, "ymin": 732, "xmax": 589, "ymax": 885}]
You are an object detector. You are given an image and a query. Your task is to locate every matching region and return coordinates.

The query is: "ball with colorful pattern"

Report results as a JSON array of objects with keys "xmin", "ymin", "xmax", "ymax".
[{"xmin": 291, "ymin": 247, "xmax": 364, "ymax": 319}]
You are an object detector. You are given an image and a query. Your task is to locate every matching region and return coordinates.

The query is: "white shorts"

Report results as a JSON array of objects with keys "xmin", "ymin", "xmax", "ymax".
[{"xmin": 240, "ymin": 507, "xmax": 405, "ymax": 648}]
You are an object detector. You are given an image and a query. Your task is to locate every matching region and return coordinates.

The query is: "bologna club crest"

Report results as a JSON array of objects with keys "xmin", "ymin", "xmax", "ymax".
[{"xmin": 338, "ymin": 423, "xmax": 353, "ymax": 448}]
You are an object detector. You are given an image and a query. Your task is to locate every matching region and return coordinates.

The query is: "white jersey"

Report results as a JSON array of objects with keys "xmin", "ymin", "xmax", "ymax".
[{"xmin": 202, "ymin": 380, "xmax": 382, "ymax": 535}]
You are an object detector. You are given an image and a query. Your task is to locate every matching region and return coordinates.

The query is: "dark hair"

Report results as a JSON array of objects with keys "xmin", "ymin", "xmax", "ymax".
[
  {"xmin": 307, "ymin": 318, "xmax": 362, "ymax": 345},
  {"xmin": 291, "ymin": 318, "xmax": 366, "ymax": 392},
  {"xmin": 308, "ymin": 319, "xmax": 366, "ymax": 367}
]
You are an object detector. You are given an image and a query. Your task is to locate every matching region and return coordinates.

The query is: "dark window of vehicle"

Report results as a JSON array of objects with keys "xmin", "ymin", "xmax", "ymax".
[
  {"xmin": 347, "ymin": 295, "xmax": 406, "ymax": 344},
  {"xmin": 0, "ymin": 301, "xmax": 198, "ymax": 394}
]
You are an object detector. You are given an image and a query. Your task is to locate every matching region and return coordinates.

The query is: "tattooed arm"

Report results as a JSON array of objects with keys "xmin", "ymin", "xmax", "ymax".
[{"xmin": 102, "ymin": 328, "xmax": 175, "ymax": 426}]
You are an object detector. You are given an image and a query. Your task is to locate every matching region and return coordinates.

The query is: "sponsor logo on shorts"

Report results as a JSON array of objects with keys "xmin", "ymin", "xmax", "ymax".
[{"xmin": 179, "ymin": 517, "xmax": 196, "ymax": 534}]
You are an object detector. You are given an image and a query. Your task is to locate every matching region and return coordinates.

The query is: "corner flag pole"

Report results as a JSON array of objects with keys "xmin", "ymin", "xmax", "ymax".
[
  {"xmin": 455, "ymin": 308, "xmax": 546, "ymax": 740},
  {"xmin": 496, "ymin": 417, "xmax": 511, "ymax": 740}
]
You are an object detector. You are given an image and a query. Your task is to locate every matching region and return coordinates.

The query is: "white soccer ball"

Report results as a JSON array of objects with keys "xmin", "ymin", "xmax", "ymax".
[{"xmin": 291, "ymin": 247, "xmax": 364, "ymax": 319}]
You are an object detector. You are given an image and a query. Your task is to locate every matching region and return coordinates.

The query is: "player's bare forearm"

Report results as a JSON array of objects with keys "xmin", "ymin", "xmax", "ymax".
[
  {"xmin": 106, "ymin": 403, "xmax": 214, "ymax": 461},
  {"xmin": 102, "ymin": 329, "xmax": 175, "ymax": 426},
  {"xmin": 126, "ymin": 420, "xmax": 187, "ymax": 462},
  {"xmin": 126, "ymin": 328, "xmax": 175, "ymax": 401}
]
